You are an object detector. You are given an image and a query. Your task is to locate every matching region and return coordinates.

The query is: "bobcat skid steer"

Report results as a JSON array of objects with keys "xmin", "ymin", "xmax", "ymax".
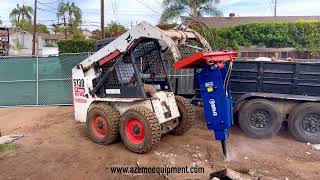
[{"xmin": 72, "ymin": 21, "xmax": 211, "ymax": 153}]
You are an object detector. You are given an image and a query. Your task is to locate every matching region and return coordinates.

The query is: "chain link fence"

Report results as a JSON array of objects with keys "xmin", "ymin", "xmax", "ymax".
[
  {"xmin": 0, "ymin": 52, "xmax": 92, "ymax": 107},
  {"xmin": 0, "ymin": 47, "xmax": 197, "ymax": 107}
]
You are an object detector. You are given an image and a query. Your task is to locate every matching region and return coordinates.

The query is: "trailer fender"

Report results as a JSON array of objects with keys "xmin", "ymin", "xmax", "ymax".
[{"xmin": 234, "ymin": 92, "xmax": 320, "ymax": 113}]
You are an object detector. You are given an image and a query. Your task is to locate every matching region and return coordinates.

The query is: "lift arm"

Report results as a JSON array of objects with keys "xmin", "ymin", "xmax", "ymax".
[{"xmin": 79, "ymin": 21, "xmax": 212, "ymax": 71}]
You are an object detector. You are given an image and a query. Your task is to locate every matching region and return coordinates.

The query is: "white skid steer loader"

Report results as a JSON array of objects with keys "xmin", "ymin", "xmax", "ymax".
[{"xmin": 72, "ymin": 21, "xmax": 211, "ymax": 153}]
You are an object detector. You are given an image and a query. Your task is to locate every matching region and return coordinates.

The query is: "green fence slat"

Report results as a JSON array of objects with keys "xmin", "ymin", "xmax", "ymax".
[{"xmin": 0, "ymin": 53, "xmax": 90, "ymax": 106}]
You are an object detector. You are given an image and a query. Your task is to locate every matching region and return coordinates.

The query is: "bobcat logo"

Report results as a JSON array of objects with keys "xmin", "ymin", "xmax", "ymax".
[{"xmin": 126, "ymin": 33, "xmax": 133, "ymax": 43}]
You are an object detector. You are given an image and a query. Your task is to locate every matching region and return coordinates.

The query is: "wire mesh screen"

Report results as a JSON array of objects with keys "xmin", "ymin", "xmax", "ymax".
[
  {"xmin": 0, "ymin": 53, "xmax": 91, "ymax": 106},
  {"xmin": 96, "ymin": 40, "xmax": 170, "ymax": 97},
  {"xmin": 164, "ymin": 44, "xmax": 197, "ymax": 95}
]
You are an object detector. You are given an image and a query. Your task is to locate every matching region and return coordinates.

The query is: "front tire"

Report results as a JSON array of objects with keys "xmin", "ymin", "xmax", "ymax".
[
  {"xmin": 289, "ymin": 103, "xmax": 320, "ymax": 144},
  {"xmin": 238, "ymin": 99, "xmax": 282, "ymax": 139},
  {"xmin": 169, "ymin": 96, "xmax": 195, "ymax": 135},
  {"xmin": 120, "ymin": 107, "xmax": 161, "ymax": 153},
  {"xmin": 86, "ymin": 103, "xmax": 120, "ymax": 144}
]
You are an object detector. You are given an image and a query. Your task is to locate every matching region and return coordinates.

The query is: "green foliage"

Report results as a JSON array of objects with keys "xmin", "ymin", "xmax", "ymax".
[
  {"xmin": 36, "ymin": 24, "xmax": 50, "ymax": 34},
  {"xmin": 58, "ymin": 39, "xmax": 96, "ymax": 54},
  {"xmin": 196, "ymin": 21, "xmax": 320, "ymax": 55},
  {"xmin": 0, "ymin": 143, "xmax": 21, "ymax": 152},
  {"xmin": 45, "ymin": 43, "xmax": 56, "ymax": 47},
  {"xmin": 12, "ymin": 19, "xmax": 49, "ymax": 34},
  {"xmin": 105, "ymin": 21, "xmax": 127, "ymax": 38},
  {"xmin": 10, "ymin": 4, "xmax": 33, "ymax": 23},
  {"xmin": 160, "ymin": 0, "xmax": 222, "ymax": 23}
]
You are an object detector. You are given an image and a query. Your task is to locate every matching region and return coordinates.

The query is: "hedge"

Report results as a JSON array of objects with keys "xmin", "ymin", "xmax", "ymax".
[
  {"xmin": 57, "ymin": 39, "xmax": 96, "ymax": 54},
  {"xmin": 196, "ymin": 21, "xmax": 320, "ymax": 56}
]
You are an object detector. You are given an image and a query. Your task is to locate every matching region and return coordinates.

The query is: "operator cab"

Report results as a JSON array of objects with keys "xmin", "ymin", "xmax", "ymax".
[{"xmin": 93, "ymin": 38, "xmax": 172, "ymax": 98}]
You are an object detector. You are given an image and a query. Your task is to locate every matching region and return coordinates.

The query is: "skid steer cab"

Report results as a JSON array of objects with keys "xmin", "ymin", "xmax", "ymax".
[{"xmin": 72, "ymin": 22, "xmax": 200, "ymax": 153}]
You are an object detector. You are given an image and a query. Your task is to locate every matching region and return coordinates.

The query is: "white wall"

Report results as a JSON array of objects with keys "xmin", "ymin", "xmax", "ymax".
[
  {"xmin": 9, "ymin": 32, "xmax": 44, "ymax": 56},
  {"xmin": 42, "ymin": 47, "xmax": 58, "ymax": 56}
]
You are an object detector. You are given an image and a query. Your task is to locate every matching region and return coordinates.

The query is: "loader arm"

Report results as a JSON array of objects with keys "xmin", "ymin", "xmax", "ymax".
[{"xmin": 79, "ymin": 21, "xmax": 212, "ymax": 71}]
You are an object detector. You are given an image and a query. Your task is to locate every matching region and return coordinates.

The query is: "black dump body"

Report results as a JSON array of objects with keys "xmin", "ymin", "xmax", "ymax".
[
  {"xmin": 194, "ymin": 60, "xmax": 320, "ymax": 103},
  {"xmin": 229, "ymin": 60, "xmax": 320, "ymax": 102}
]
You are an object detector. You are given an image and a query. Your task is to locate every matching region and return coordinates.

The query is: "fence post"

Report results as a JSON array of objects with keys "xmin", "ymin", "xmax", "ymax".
[{"xmin": 36, "ymin": 55, "xmax": 39, "ymax": 106}]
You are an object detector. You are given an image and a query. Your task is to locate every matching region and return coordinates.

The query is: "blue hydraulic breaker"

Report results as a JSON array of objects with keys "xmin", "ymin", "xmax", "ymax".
[{"xmin": 174, "ymin": 51, "xmax": 237, "ymax": 160}]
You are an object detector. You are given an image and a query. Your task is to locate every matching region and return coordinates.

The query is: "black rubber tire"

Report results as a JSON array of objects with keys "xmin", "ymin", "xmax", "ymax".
[
  {"xmin": 289, "ymin": 103, "xmax": 320, "ymax": 144},
  {"xmin": 169, "ymin": 96, "xmax": 195, "ymax": 135},
  {"xmin": 238, "ymin": 99, "xmax": 282, "ymax": 139},
  {"xmin": 86, "ymin": 103, "xmax": 120, "ymax": 144},
  {"xmin": 120, "ymin": 107, "xmax": 161, "ymax": 153}
]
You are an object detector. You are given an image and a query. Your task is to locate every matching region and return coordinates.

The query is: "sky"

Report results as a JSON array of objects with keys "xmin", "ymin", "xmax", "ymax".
[{"xmin": 1, "ymin": 0, "xmax": 320, "ymax": 31}]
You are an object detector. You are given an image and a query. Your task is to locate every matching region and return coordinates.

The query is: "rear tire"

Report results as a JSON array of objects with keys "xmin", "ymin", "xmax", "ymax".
[
  {"xmin": 120, "ymin": 107, "xmax": 161, "ymax": 153},
  {"xmin": 238, "ymin": 99, "xmax": 282, "ymax": 139},
  {"xmin": 289, "ymin": 103, "xmax": 320, "ymax": 144},
  {"xmin": 86, "ymin": 103, "xmax": 120, "ymax": 144},
  {"xmin": 169, "ymin": 96, "xmax": 195, "ymax": 135}
]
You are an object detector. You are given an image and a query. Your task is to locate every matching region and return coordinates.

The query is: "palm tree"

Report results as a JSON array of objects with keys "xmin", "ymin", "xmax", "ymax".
[
  {"xmin": 160, "ymin": 0, "xmax": 222, "ymax": 23},
  {"xmin": 10, "ymin": 4, "xmax": 21, "ymax": 22},
  {"xmin": 10, "ymin": 4, "xmax": 33, "ymax": 23},
  {"xmin": 20, "ymin": 5, "xmax": 33, "ymax": 21},
  {"xmin": 57, "ymin": 2, "xmax": 82, "ymax": 25}
]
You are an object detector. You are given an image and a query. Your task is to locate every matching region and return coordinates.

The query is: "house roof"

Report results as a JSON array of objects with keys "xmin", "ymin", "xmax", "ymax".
[
  {"xmin": 182, "ymin": 16, "xmax": 320, "ymax": 28},
  {"xmin": 40, "ymin": 33, "xmax": 64, "ymax": 40}
]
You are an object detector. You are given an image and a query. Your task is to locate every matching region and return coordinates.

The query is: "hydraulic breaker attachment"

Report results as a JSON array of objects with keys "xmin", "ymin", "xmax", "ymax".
[{"xmin": 174, "ymin": 51, "xmax": 237, "ymax": 160}]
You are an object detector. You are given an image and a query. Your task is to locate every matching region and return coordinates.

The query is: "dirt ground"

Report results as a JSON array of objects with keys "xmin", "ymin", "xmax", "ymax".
[{"xmin": 0, "ymin": 106, "xmax": 319, "ymax": 180}]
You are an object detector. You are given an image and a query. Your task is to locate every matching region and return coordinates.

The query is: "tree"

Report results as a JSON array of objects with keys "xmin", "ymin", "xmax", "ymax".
[
  {"xmin": 160, "ymin": 0, "xmax": 222, "ymax": 23},
  {"xmin": 20, "ymin": 5, "xmax": 33, "ymax": 21},
  {"xmin": 10, "ymin": 4, "xmax": 22, "ymax": 23},
  {"xmin": 105, "ymin": 21, "xmax": 127, "ymax": 38},
  {"xmin": 10, "ymin": 4, "xmax": 33, "ymax": 23},
  {"xmin": 37, "ymin": 24, "xmax": 50, "ymax": 34},
  {"xmin": 52, "ymin": 24, "xmax": 65, "ymax": 34},
  {"xmin": 57, "ymin": 2, "xmax": 82, "ymax": 25}
]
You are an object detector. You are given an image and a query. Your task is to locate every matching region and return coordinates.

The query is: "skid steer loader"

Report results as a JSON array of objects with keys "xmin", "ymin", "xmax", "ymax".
[{"xmin": 72, "ymin": 21, "xmax": 211, "ymax": 153}]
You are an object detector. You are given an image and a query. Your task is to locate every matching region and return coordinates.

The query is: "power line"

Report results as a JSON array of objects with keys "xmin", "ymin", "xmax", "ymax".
[
  {"xmin": 38, "ymin": 1, "xmax": 58, "ymax": 10},
  {"xmin": 38, "ymin": 7, "xmax": 57, "ymax": 14},
  {"xmin": 137, "ymin": 0, "xmax": 161, "ymax": 15},
  {"xmin": 38, "ymin": 0, "xmax": 60, "ymax": 5}
]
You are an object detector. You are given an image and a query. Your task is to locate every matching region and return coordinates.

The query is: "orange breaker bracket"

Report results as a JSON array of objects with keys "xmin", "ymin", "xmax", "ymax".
[{"xmin": 174, "ymin": 51, "xmax": 237, "ymax": 69}]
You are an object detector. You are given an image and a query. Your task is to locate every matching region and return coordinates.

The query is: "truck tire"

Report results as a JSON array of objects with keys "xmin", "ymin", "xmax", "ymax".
[
  {"xmin": 289, "ymin": 103, "xmax": 320, "ymax": 144},
  {"xmin": 169, "ymin": 96, "xmax": 195, "ymax": 135},
  {"xmin": 86, "ymin": 103, "xmax": 120, "ymax": 144},
  {"xmin": 120, "ymin": 107, "xmax": 161, "ymax": 153},
  {"xmin": 238, "ymin": 99, "xmax": 282, "ymax": 139}
]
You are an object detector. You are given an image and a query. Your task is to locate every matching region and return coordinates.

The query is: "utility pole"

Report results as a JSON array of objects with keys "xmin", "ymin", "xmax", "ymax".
[
  {"xmin": 274, "ymin": 0, "xmax": 277, "ymax": 17},
  {"xmin": 32, "ymin": 0, "xmax": 37, "ymax": 55},
  {"xmin": 101, "ymin": 0, "xmax": 105, "ymax": 39}
]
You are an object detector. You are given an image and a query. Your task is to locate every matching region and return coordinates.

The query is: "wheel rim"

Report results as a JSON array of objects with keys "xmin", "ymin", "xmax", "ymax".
[
  {"xmin": 125, "ymin": 118, "xmax": 145, "ymax": 144},
  {"xmin": 301, "ymin": 113, "xmax": 320, "ymax": 133},
  {"xmin": 250, "ymin": 109, "xmax": 270, "ymax": 128},
  {"xmin": 91, "ymin": 115, "xmax": 108, "ymax": 138}
]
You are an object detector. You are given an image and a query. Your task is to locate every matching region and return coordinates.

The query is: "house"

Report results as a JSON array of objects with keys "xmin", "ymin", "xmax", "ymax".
[
  {"xmin": 0, "ymin": 28, "xmax": 10, "ymax": 56},
  {"xmin": 40, "ymin": 33, "xmax": 64, "ymax": 47},
  {"xmin": 82, "ymin": 30, "xmax": 92, "ymax": 39},
  {"xmin": 9, "ymin": 31, "xmax": 44, "ymax": 56},
  {"xmin": 181, "ymin": 14, "xmax": 320, "ymax": 28},
  {"xmin": 9, "ymin": 31, "xmax": 62, "ymax": 56}
]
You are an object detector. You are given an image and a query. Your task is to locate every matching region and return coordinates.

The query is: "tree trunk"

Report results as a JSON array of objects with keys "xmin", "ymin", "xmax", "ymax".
[{"xmin": 63, "ymin": 13, "xmax": 67, "ymax": 39}]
